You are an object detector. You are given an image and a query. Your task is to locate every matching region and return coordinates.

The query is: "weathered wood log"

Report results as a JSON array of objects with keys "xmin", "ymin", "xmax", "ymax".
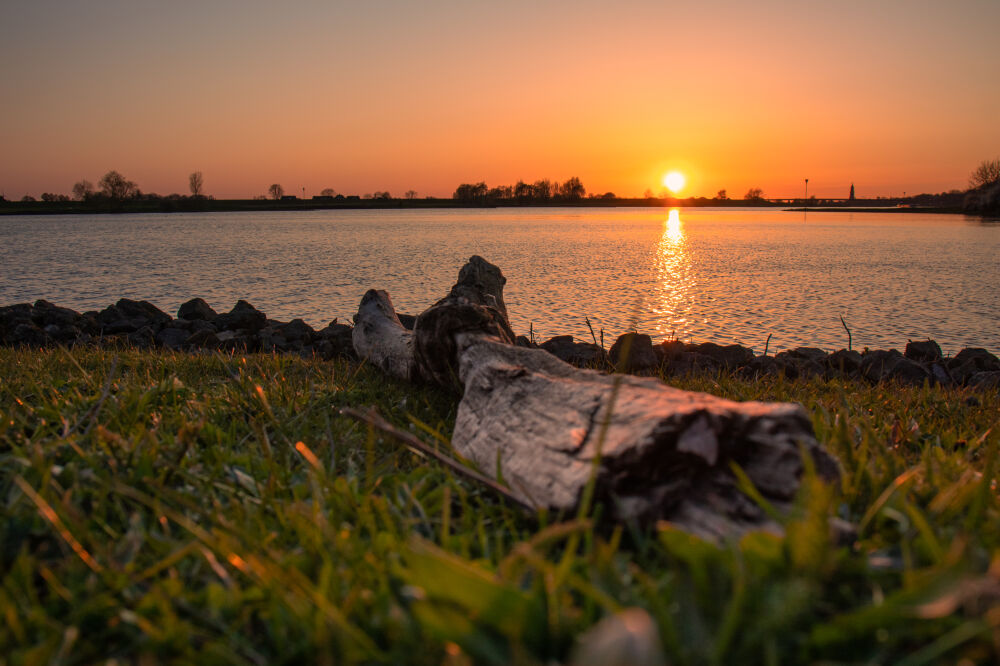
[
  {"xmin": 413, "ymin": 255, "xmax": 516, "ymax": 388},
  {"xmin": 355, "ymin": 256, "xmax": 841, "ymax": 540},
  {"xmin": 352, "ymin": 289, "xmax": 419, "ymax": 382}
]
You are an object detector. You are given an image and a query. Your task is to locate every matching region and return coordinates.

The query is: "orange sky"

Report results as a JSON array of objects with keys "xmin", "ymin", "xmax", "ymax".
[{"xmin": 2, "ymin": 1, "xmax": 998, "ymax": 200}]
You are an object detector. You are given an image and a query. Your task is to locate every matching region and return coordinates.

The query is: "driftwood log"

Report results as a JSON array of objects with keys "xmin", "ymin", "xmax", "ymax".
[{"xmin": 353, "ymin": 256, "xmax": 840, "ymax": 541}]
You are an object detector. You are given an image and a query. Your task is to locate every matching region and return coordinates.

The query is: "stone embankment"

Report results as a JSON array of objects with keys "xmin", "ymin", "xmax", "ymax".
[
  {"xmin": 2, "ymin": 298, "xmax": 998, "ymax": 390},
  {"xmin": 0, "ymin": 298, "xmax": 354, "ymax": 359}
]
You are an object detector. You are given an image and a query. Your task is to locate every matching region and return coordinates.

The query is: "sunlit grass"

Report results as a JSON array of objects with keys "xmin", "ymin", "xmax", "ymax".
[{"xmin": 1, "ymin": 347, "xmax": 998, "ymax": 664}]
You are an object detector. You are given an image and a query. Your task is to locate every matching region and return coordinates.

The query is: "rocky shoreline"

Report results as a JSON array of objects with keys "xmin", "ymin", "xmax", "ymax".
[{"xmin": 2, "ymin": 297, "xmax": 998, "ymax": 390}]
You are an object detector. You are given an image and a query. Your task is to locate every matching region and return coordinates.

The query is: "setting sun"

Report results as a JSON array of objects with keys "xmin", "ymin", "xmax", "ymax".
[{"xmin": 663, "ymin": 171, "xmax": 686, "ymax": 194}]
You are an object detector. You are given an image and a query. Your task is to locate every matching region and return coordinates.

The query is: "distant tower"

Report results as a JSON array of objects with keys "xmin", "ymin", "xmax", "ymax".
[{"xmin": 849, "ymin": 183, "xmax": 855, "ymax": 201}]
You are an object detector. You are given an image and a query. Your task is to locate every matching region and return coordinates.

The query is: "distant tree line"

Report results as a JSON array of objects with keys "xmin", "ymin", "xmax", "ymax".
[
  {"xmin": 62, "ymin": 170, "xmax": 212, "ymax": 204},
  {"xmin": 8, "ymin": 158, "xmax": 997, "ymax": 210},
  {"xmin": 453, "ymin": 177, "xmax": 611, "ymax": 203},
  {"xmin": 4, "ymin": 170, "xmax": 219, "ymax": 211}
]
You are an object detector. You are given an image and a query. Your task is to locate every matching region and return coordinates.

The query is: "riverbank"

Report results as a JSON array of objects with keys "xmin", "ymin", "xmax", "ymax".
[
  {"xmin": 2, "ymin": 346, "xmax": 998, "ymax": 663},
  {"xmin": 0, "ymin": 196, "xmax": 962, "ymax": 216},
  {"xmin": 4, "ymin": 297, "xmax": 998, "ymax": 390},
  {"xmin": 785, "ymin": 206, "xmax": 965, "ymax": 214}
]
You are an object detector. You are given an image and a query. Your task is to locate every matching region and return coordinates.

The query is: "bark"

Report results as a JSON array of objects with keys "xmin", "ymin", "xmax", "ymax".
[
  {"xmin": 352, "ymin": 289, "xmax": 418, "ymax": 382},
  {"xmin": 354, "ymin": 256, "xmax": 841, "ymax": 540}
]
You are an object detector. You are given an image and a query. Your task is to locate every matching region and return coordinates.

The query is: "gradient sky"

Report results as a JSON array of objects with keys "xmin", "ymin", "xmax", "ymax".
[{"xmin": 2, "ymin": 0, "xmax": 998, "ymax": 199}]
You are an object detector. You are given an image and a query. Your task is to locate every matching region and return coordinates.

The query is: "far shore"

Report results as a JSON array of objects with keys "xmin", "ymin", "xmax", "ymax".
[{"xmin": 0, "ymin": 196, "xmax": 968, "ymax": 216}]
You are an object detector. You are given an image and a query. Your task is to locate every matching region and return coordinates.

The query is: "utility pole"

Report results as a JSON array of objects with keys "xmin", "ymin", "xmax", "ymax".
[{"xmin": 804, "ymin": 178, "xmax": 809, "ymax": 206}]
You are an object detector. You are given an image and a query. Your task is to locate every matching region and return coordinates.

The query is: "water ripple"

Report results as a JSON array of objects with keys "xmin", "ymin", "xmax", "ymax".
[{"xmin": 1, "ymin": 208, "xmax": 997, "ymax": 355}]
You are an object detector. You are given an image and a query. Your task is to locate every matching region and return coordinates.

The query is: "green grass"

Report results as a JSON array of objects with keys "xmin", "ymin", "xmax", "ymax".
[{"xmin": 1, "ymin": 347, "xmax": 998, "ymax": 665}]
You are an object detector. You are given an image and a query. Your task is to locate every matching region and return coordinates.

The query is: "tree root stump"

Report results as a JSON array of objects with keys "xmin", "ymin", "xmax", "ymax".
[{"xmin": 353, "ymin": 256, "xmax": 841, "ymax": 541}]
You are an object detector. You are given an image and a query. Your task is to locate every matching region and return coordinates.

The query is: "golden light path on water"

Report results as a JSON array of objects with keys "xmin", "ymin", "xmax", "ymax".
[{"xmin": 650, "ymin": 209, "xmax": 696, "ymax": 340}]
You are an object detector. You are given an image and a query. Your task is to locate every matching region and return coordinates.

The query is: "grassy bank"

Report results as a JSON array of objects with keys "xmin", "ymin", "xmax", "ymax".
[{"xmin": 1, "ymin": 347, "xmax": 998, "ymax": 664}]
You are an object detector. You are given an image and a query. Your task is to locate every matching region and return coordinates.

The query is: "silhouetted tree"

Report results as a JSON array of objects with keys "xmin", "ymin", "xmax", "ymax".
[
  {"xmin": 189, "ymin": 171, "xmax": 204, "ymax": 197},
  {"xmin": 99, "ymin": 171, "xmax": 139, "ymax": 200},
  {"xmin": 21, "ymin": 195, "xmax": 36, "ymax": 202},
  {"xmin": 969, "ymin": 158, "xmax": 1000, "ymax": 189},
  {"xmin": 744, "ymin": 187, "xmax": 764, "ymax": 201},
  {"xmin": 531, "ymin": 179, "xmax": 552, "ymax": 201},
  {"xmin": 644, "ymin": 189, "xmax": 655, "ymax": 199},
  {"xmin": 320, "ymin": 188, "xmax": 336, "ymax": 197},
  {"xmin": 514, "ymin": 180, "xmax": 533, "ymax": 201},
  {"xmin": 72, "ymin": 180, "xmax": 94, "ymax": 201},
  {"xmin": 404, "ymin": 190, "xmax": 418, "ymax": 200},
  {"xmin": 454, "ymin": 182, "xmax": 488, "ymax": 202},
  {"xmin": 557, "ymin": 177, "xmax": 585, "ymax": 200},
  {"xmin": 716, "ymin": 189, "xmax": 727, "ymax": 200},
  {"xmin": 488, "ymin": 185, "xmax": 513, "ymax": 200},
  {"xmin": 373, "ymin": 191, "xmax": 392, "ymax": 200},
  {"xmin": 268, "ymin": 183, "xmax": 284, "ymax": 200},
  {"xmin": 41, "ymin": 193, "xmax": 70, "ymax": 202}
]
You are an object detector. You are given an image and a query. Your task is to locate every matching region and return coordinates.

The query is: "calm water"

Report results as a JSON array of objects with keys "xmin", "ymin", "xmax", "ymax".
[{"xmin": 1, "ymin": 208, "xmax": 997, "ymax": 354}]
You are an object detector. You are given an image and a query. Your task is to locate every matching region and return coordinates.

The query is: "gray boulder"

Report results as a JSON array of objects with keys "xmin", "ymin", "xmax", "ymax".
[
  {"xmin": 155, "ymin": 327, "xmax": 191, "ymax": 350},
  {"xmin": 609, "ymin": 332, "xmax": 657, "ymax": 373},
  {"xmin": 947, "ymin": 348, "xmax": 1000, "ymax": 384},
  {"xmin": 185, "ymin": 329, "xmax": 220, "ymax": 349},
  {"xmin": 827, "ymin": 349, "xmax": 863, "ymax": 375},
  {"xmin": 31, "ymin": 300, "xmax": 80, "ymax": 328},
  {"xmin": 127, "ymin": 326, "xmax": 157, "ymax": 349},
  {"xmin": 317, "ymin": 321, "xmax": 355, "ymax": 358},
  {"xmin": 653, "ymin": 340, "xmax": 686, "ymax": 365},
  {"xmin": 663, "ymin": 351, "xmax": 720, "ymax": 377},
  {"xmin": 687, "ymin": 342, "xmax": 754, "ymax": 369},
  {"xmin": 860, "ymin": 349, "xmax": 930, "ymax": 385},
  {"xmin": 177, "ymin": 298, "xmax": 218, "ymax": 321},
  {"xmin": 1, "ymin": 304, "xmax": 34, "ymax": 342},
  {"xmin": 11, "ymin": 323, "xmax": 46, "ymax": 346},
  {"xmin": 278, "ymin": 318, "xmax": 316, "ymax": 342},
  {"xmin": 953, "ymin": 348, "xmax": 1000, "ymax": 371},
  {"xmin": 116, "ymin": 298, "xmax": 172, "ymax": 328},
  {"xmin": 540, "ymin": 335, "xmax": 608, "ymax": 367},
  {"xmin": 215, "ymin": 300, "xmax": 267, "ymax": 332},
  {"xmin": 776, "ymin": 347, "xmax": 829, "ymax": 364},
  {"xmin": 969, "ymin": 371, "xmax": 1000, "ymax": 390},
  {"xmin": 905, "ymin": 340, "xmax": 943, "ymax": 363}
]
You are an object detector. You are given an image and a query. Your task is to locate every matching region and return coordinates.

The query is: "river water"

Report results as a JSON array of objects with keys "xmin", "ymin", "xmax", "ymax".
[{"xmin": 1, "ymin": 207, "xmax": 997, "ymax": 354}]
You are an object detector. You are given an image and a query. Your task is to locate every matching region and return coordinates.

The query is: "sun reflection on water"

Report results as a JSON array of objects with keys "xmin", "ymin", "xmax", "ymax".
[{"xmin": 651, "ymin": 209, "xmax": 695, "ymax": 338}]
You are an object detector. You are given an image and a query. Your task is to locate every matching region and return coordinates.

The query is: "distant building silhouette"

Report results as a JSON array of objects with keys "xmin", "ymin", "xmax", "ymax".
[{"xmin": 849, "ymin": 183, "xmax": 855, "ymax": 201}]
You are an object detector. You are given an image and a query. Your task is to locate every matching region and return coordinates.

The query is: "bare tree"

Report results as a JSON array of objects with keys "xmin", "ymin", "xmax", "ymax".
[
  {"xmin": 716, "ymin": 189, "xmax": 727, "ymax": 200},
  {"xmin": 453, "ymin": 182, "xmax": 488, "ymax": 201},
  {"xmin": 969, "ymin": 158, "xmax": 1000, "ymax": 189},
  {"xmin": 320, "ymin": 187, "xmax": 336, "ymax": 197},
  {"xmin": 531, "ymin": 179, "xmax": 552, "ymax": 200},
  {"xmin": 268, "ymin": 183, "xmax": 284, "ymax": 200},
  {"xmin": 557, "ymin": 177, "xmax": 585, "ymax": 200},
  {"xmin": 99, "ymin": 171, "xmax": 138, "ymax": 200},
  {"xmin": 404, "ymin": 190, "xmax": 418, "ymax": 200},
  {"xmin": 744, "ymin": 187, "xmax": 764, "ymax": 201},
  {"xmin": 72, "ymin": 180, "xmax": 94, "ymax": 201},
  {"xmin": 514, "ymin": 180, "xmax": 533, "ymax": 200},
  {"xmin": 189, "ymin": 171, "xmax": 204, "ymax": 197}
]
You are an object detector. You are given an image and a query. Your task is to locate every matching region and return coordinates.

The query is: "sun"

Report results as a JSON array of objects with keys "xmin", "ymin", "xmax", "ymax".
[{"xmin": 662, "ymin": 171, "xmax": 686, "ymax": 194}]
